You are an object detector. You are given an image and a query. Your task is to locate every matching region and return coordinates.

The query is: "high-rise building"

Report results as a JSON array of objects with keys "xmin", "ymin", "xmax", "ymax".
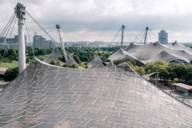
[
  {"xmin": 0, "ymin": 35, "xmax": 18, "ymax": 44},
  {"xmin": 33, "ymin": 35, "xmax": 54, "ymax": 49},
  {"xmin": 0, "ymin": 35, "xmax": 19, "ymax": 49},
  {"xmin": 158, "ymin": 30, "xmax": 168, "ymax": 44}
]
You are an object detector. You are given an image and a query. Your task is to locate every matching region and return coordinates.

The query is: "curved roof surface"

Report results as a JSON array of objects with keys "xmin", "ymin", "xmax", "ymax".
[
  {"xmin": 45, "ymin": 48, "xmax": 77, "ymax": 65},
  {"xmin": 164, "ymin": 42, "xmax": 192, "ymax": 53},
  {"xmin": 108, "ymin": 48, "xmax": 140, "ymax": 63},
  {"xmin": 110, "ymin": 42, "xmax": 192, "ymax": 64},
  {"xmin": 1, "ymin": 60, "xmax": 192, "ymax": 127},
  {"xmin": 89, "ymin": 55, "xmax": 104, "ymax": 68}
]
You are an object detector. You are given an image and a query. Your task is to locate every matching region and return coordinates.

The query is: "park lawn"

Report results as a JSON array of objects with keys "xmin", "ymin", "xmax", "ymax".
[
  {"xmin": 0, "ymin": 61, "xmax": 18, "ymax": 68},
  {"xmin": 0, "ymin": 55, "xmax": 48, "ymax": 69}
]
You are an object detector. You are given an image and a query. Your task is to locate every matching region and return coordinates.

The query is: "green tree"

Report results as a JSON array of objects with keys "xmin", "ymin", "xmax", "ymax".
[
  {"xmin": 133, "ymin": 66, "xmax": 145, "ymax": 75},
  {"xmin": 145, "ymin": 61, "xmax": 169, "ymax": 74},
  {"xmin": 183, "ymin": 65, "xmax": 192, "ymax": 83},
  {"xmin": 167, "ymin": 65, "xmax": 176, "ymax": 80},
  {"xmin": 170, "ymin": 64, "xmax": 187, "ymax": 80}
]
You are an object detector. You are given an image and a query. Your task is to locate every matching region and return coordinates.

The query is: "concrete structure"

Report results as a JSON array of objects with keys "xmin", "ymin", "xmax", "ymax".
[
  {"xmin": 158, "ymin": 30, "xmax": 168, "ymax": 44},
  {"xmin": 33, "ymin": 34, "xmax": 54, "ymax": 49}
]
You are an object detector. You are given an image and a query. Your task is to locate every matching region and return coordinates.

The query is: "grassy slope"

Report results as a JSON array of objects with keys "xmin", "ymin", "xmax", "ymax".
[
  {"xmin": 0, "ymin": 61, "xmax": 18, "ymax": 68},
  {"xmin": 0, "ymin": 55, "xmax": 48, "ymax": 69}
]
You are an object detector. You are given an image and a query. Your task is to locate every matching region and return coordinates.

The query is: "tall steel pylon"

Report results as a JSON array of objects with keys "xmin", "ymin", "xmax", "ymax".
[
  {"xmin": 15, "ymin": 3, "xmax": 26, "ymax": 73},
  {"xmin": 144, "ymin": 26, "xmax": 149, "ymax": 44},
  {"xmin": 120, "ymin": 24, "xmax": 125, "ymax": 48},
  {"xmin": 56, "ymin": 24, "xmax": 68, "ymax": 62}
]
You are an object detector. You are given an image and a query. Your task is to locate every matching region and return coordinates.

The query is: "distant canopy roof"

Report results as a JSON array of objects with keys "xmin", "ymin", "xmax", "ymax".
[
  {"xmin": 89, "ymin": 55, "xmax": 104, "ymax": 68},
  {"xmin": 109, "ymin": 42, "xmax": 192, "ymax": 64},
  {"xmin": 108, "ymin": 48, "xmax": 143, "ymax": 64}
]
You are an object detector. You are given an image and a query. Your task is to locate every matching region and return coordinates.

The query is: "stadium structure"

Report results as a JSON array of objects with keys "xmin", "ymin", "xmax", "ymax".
[
  {"xmin": 1, "ymin": 3, "xmax": 192, "ymax": 128},
  {"xmin": 109, "ymin": 40, "xmax": 192, "ymax": 65}
]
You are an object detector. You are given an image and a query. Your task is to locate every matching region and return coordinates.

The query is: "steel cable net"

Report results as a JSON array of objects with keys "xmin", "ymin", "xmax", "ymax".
[
  {"xmin": 24, "ymin": 11, "xmax": 82, "ymax": 67},
  {"xmin": 1, "ymin": 5, "xmax": 192, "ymax": 128},
  {"xmin": 24, "ymin": 11, "xmax": 58, "ymax": 64},
  {"xmin": 0, "ymin": 13, "xmax": 17, "ymax": 60},
  {"xmin": 1, "ymin": 56, "xmax": 192, "ymax": 128}
]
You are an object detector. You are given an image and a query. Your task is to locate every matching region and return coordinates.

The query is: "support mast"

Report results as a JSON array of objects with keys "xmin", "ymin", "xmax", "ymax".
[
  {"xmin": 15, "ymin": 3, "xmax": 26, "ymax": 73},
  {"xmin": 56, "ymin": 24, "xmax": 68, "ymax": 62},
  {"xmin": 120, "ymin": 25, "xmax": 125, "ymax": 48},
  {"xmin": 144, "ymin": 26, "xmax": 149, "ymax": 44}
]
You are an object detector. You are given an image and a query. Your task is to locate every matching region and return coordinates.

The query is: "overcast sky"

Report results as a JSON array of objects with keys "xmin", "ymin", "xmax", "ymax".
[{"xmin": 1, "ymin": 0, "xmax": 192, "ymax": 42}]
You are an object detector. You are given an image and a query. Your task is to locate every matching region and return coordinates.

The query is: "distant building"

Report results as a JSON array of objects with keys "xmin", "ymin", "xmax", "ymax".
[
  {"xmin": 0, "ymin": 35, "xmax": 19, "ymax": 49},
  {"xmin": 172, "ymin": 83, "xmax": 192, "ymax": 95},
  {"xmin": 158, "ymin": 30, "xmax": 168, "ymax": 44},
  {"xmin": 33, "ymin": 35, "xmax": 54, "ymax": 49},
  {"xmin": 0, "ymin": 35, "xmax": 18, "ymax": 44},
  {"xmin": 0, "ymin": 37, "xmax": 6, "ymax": 44}
]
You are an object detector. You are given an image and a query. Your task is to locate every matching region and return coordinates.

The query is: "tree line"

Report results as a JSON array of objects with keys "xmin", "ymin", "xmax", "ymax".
[
  {"xmin": 0, "ymin": 48, "xmax": 52, "ymax": 62},
  {"xmin": 133, "ymin": 61, "xmax": 192, "ymax": 84}
]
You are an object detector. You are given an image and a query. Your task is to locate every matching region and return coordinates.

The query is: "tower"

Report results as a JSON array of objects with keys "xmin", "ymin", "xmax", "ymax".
[
  {"xmin": 56, "ymin": 24, "xmax": 68, "ymax": 62},
  {"xmin": 120, "ymin": 25, "xmax": 125, "ymax": 48},
  {"xmin": 144, "ymin": 26, "xmax": 149, "ymax": 44},
  {"xmin": 15, "ymin": 3, "xmax": 26, "ymax": 73},
  {"xmin": 158, "ymin": 30, "xmax": 168, "ymax": 44}
]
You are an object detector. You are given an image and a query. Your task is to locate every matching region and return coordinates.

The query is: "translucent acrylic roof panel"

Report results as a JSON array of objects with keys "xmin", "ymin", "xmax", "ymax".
[{"xmin": 0, "ymin": 60, "xmax": 192, "ymax": 128}]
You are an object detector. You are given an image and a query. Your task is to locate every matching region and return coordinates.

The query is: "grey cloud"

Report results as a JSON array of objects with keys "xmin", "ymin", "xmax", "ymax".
[
  {"xmin": 1, "ymin": 0, "xmax": 192, "ymax": 42},
  {"xmin": 34, "ymin": 13, "xmax": 192, "ymax": 32},
  {"xmin": 0, "ymin": 0, "xmax": 46, "ymax": 5}
]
